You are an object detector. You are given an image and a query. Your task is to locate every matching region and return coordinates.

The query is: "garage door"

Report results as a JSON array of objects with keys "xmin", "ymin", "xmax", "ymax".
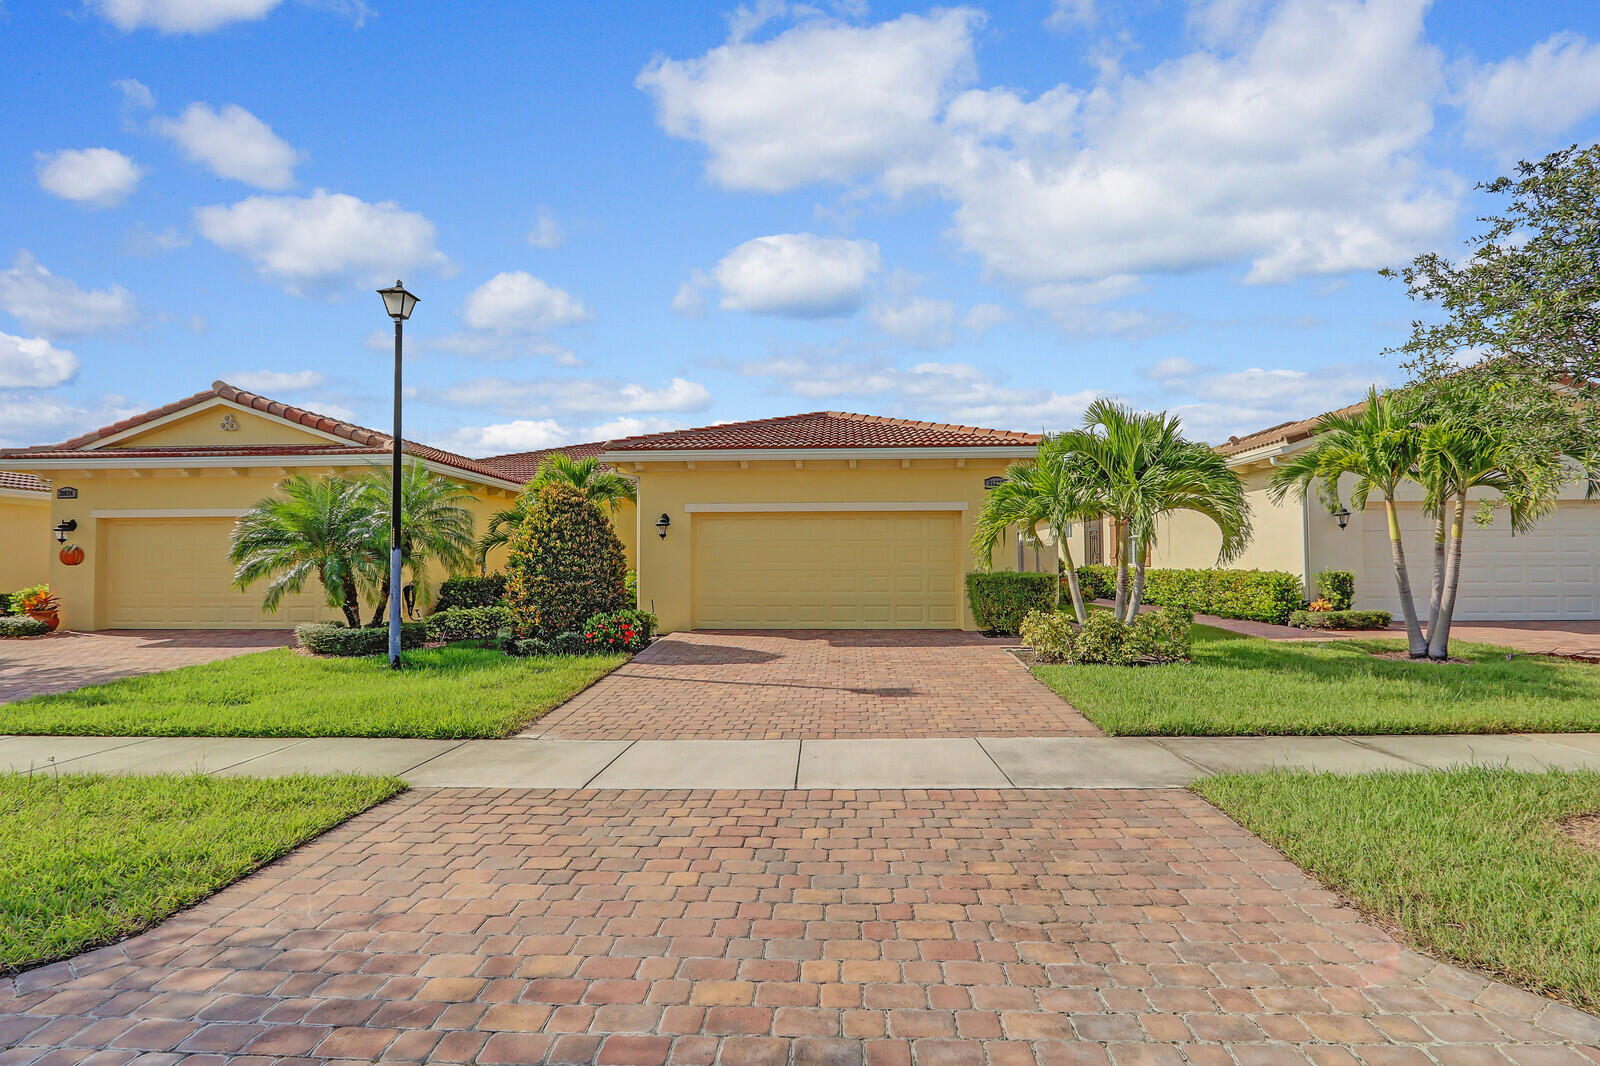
[
  {"xmin": 1357, "ymin": 502, "xmax": 1600, "ymax": 621},
  {"xmin": 103, "ymin": 518, "xmax": 339, "ymax": 628},
  {"xmin": 691, "ymin": 512, "xmax": 961, "ymax": 629}
]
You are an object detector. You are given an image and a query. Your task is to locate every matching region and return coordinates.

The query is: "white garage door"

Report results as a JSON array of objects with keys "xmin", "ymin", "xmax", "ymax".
[
  {"xmin": 103, "ymin": 518, "xmax": 339, "ymax": 629},
  {"xmin": 691, "ymin": 512, "xmax": 961, "ymax": 629},
  {"xmin": 1357, "ymin": 502, "xmax": 1600, "ymax": 620}
]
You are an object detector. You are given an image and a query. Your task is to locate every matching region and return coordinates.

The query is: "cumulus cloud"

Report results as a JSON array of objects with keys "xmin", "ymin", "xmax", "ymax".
[
  {"xmin": 961, "ymin": 302, "xmax": 1011, "ymax": 337},
  {"xmin": 87, "ymin": 0, "xmax": 283, "ymax": 33},
  {"xmin": 227, "ymin": 369, "xmax": 326, "ymax": 392},
  {"xmin": 707, "ymin": 234, "xmax": 881, "ymax": 317},
  {"xmin": 194, "ymin": 189, "xmax": 449, "ymax": 294},
  {"xmin": 1155, "ymin": 361, "xmax": 1382, "ymax": 443},
  {"xmin": 35, "ymin": 148, "xmax": 143, "ymax": 208},
  {"xmin": 868, "ymin": 282, "xmax": 956, "ymax": 349},
  {"xmin": 0, "ymin": 333, "xmax": 80, "ymax": 389},
  {"xmin": 461, "ymin": 272, "xmax": 591, "ymax": 332},
  {"xmin": 114, "ymin": 78, "xmax": 156, "ymax": 110},
  {"xmin": 526, "ymin": 208, "xmax": 564, "ymax": 249},
  {"xmin": 438, "ymin": 414, "xmax": 691, "ymax": 456},
  {"xmin": 0, "ymin": 393, "xmax": 140, "ymax": 449},
  {"xmin": 1460, "ymin": 33, "xmax": 1600, "ymax": 157},
  {"xmin": 424, "ymin": 375, "xmax": 712, "ymax": 421},
  {"xmin": 0, "ymin": 252, "xmax": 138, "ymax": 337},
  {"xmin": 155, "ymin": 103, "xmax": 303, "ymax": 189}
]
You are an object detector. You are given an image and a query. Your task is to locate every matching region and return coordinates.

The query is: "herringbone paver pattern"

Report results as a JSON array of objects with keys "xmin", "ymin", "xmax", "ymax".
[
  {"xmin": 4, "ymin": 789, "xmax": 1595, "ymax": 1065},
  {"xmin": 527, "ymin": 632, "xmax": 1101, "ymax": 739}
]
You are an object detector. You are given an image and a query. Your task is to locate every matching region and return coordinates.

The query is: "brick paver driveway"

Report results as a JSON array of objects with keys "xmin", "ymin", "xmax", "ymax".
[
  {"xmin": 0, "ymin": 630, "xmax": 293, "ymax": 704},
  {"xmin": 527, "ymin": 631, "xmax": 1100, "ymax": 740},
  {"xmin": 4, "ymin": 788, "xmax": 1595, "ymax": 1065}
]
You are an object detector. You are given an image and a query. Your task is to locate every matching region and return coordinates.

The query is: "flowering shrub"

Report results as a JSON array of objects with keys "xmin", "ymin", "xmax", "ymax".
[
  {"xmin": 15, "ymin": 584, "xmax": 58, "ymax": 613},
  {"xmin": 1307, "ymin": 598, "xmax": 1334, "ymax": 612},
  {"xmin": 583, "ymin": 609, "xmax": 657, "ymax": 653},
  {"xmin": 505, "ymin": 482, "xmax": 627, "ymax": 637}
]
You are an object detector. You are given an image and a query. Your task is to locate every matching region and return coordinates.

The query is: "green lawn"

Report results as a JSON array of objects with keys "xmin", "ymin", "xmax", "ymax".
[
  {"xmin": 1033, "ymin": 625, "xmax": 1600, "ymax": 735},
  {"xmin": 1196, "ymin": 768, "xmax": 1600, "ymax": 1012},
  {"xmin": 0, "ymin": 773, "xmax": 401, "ymax": 973},
  {"xmin": 0, "ymin": 644, "xmax": 626, "ymax": 738}
]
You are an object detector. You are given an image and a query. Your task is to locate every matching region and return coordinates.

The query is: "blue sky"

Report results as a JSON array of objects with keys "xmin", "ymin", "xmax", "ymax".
[{"xmin": 4, "ymin": 0, "xmax": 1600, "ymax": 455}]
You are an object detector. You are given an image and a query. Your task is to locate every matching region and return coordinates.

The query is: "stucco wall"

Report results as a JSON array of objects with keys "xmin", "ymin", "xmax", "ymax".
[
  {"xmin": 1147, "ymin": 464, "xmax": 1308, "ymax": 582},
  {"xmin": 0, "ymin": 493, "xmax": 51, "ymax": 595}
]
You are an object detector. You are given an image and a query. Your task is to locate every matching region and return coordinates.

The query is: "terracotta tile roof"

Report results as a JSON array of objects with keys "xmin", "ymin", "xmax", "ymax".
[
  {"xmin": 603, "ymin": 411, "xmax": 1042, "ymax": 452},
  {"xmin": 0, "ymin": 471, "xmax": 47, "ymax": 494},
  {"xmin": 0, "ymin": 381, "xmax": 521, "ymax": 486},
  {"xmin": 1215, "ymin": 398, "xmax": 1368, "ymax": 458},
  {"xmin": 479, "ymin": 441, "xmax": 609, "ymax": 482}
]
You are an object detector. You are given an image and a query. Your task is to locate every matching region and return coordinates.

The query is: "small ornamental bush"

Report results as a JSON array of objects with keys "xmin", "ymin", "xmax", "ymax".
[
  {"xmin": 965, "ymin": 572, "xmax": 1058, "ymax": 634},
  {"xmin": 1316, "ymin": 569, "xmax": 1356, "ymax": 611},
  {"xmin": 550, "ymin": 631, "xmax": 587, "ymax": 655},
  {"xmin": 1019, "ymin": 608, "xmax": 1075, "ymax": 663},
  {"xmin": 0, "ymin": 592, "xmax": 12, "ymax": 615},
  {"xmin": 1288, "ymin": 609, "xmax": 1392, "ymax": 630},
  {"xmin": 505, "ymin": 482, "xmax": 628, "ymax": 638},
  {"xmin": 1129, "ymin": 606, "xmax": 1193, "ymax": 663},
  {"xmin": 582, "ymin": 609, "xmax": 658, "ymax": 653},
  {"xmin": 425, "ymin": 605, "xmax": 514, "ymax": 644},
  {"xmin": 1072, "ymin": 613, "xmax": 1136, "ymax": 665},
  {"xmin": 1073, "ymin": 565, "xmax": 1302, "ymax": 624},
  {"xmin": 0, "ymin": 615, "xmax": 49, "ymax": 638},
  {"xmin": 435, "ymin": 574, "xmax": 507, "ymax": 611},
  {"xmin": 295, "ymin": 622, "xmax": 427, "ymax": 656},
  {"xmin": 1074, "ymin": 565, "xmax": 1116, "ymax": 602},
  {"xmin": 1307, "ymin": 598, "xmax": 1334, "ymax": 612},
  {"xmin": 625, "ymin": 569, "xmax": 638, "ymax": 609}
]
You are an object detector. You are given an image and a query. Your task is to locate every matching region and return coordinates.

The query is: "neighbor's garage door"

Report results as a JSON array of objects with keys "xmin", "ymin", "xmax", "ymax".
[
  {"xmin": 691, "ymin": 512, "xmax": 961, "ymax": 629},
  {"xmin": 1358, "ymin": 502, "xmax": 1600, "ymax": 621},
  {"xmin": 102, "ymin": 518, "xmax": 338, "ymax": 628}
]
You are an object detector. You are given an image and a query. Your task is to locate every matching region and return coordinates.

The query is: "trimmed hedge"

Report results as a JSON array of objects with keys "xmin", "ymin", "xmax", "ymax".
[
  {"xmin": 0, "ymin": 615, "xmax": 49, "ymax": 638},
  {"xmin": 295, "ymin": 622, "xmax": 428, "ymax": 656},
  {"xmin": 1020, "ymin": 605, "xmax": 1193, "ymax": 665},
  {"xmin": 435, "ymin": 574, "xmax": 507, "ymax": 611},
  {"xmin": 506, "ymin": 483, "xmax": 628, "ymax": 637},
  {"xmin": 498, "ymin": 629, "xmax": 588, "ymax": 657},
  {"xmin": 1075, "ymin": 564, "xmax": 1304, "ymax": 624},
  {"xmin": 1316, "ymin": 569, "xmax": 1356, "ymax": 611},
  {"xmin": 425, "ymin": 605, "xmax": 514, "ymax": 643},
  {"xmin": 1074, "ymin": 566, "xmax": 1115, "ymax": 602},
  {"xmin": 965, "ymin": 572, "xmax": 1057, "ymax": 635},
  {"xmin": 1288, "ymin": 609, "xmax": 1392, "ymax": 630}
]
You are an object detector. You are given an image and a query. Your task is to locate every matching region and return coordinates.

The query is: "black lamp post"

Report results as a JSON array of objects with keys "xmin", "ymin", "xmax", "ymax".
[{"xmin": 376, "ymin": 280, "xmax": 418, "ymax": 669}]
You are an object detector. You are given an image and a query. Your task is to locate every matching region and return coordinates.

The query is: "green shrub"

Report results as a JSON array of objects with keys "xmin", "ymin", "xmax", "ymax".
[
  {"xmin": 0, "ymin": 615, "xmax": 49, "ymax": 638},
  {"xmin": 550, "ymin": 631, "xmax": 587, "ymax": 655},
  {"xmin": 1072, "ymin": 613, "xmax": 1136, "ymax": 665},
  {"xmin": 583, "ymin": 609, "xmax": 656, "ymax": 653},
  {"xmin": 0, "ymin": 592, "xmax": 11, "ymax": 615},
  {"xmin": 295, "ymin": 622, "xmax": 428, "ymax": 656},
  {"xmin": 506, "ymin": 483, "xmax": 628, "ymax": 638},
  {"xmin": 1288, "ymin": 609, "xmax": 1392, "ymax": 630},
  {"xmin": 965, "ymin": 572, "xmax": 1057, "ymax": 634},
  {"xmin": 435, "ymin": 574, "xmax": 507, "ymax": 611},
  {"xmin": 1019, "ymin": 608, "xmax": 1075, "ymax": 663},
  {"xmin": 501, "ymin": 633, "xmax": 554, "ymax": 657},
  {"xmin": 1075, "ymin": 565, "xmax": 1116, "ymax": 602},
  {"xmin": 1074, "ymin": 565, "xmax": 1302, "ymax": 624},
  {"xmin": 1129, "ymin": 606, "xmax": 1193, "ymax": 662},
  {"xmin": 425, "ymin": 605, "xmax": 514, "ymax": 643},
  {"xmin": 625, "ymin": 569, "xmax": 638, "ymax": 609},
  {"xmin": 1316, "ymin": 569, "xmax": 1356, "ymax": 611}
]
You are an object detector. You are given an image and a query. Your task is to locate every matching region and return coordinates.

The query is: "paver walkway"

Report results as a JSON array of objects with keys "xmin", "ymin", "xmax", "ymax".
[
  {"xmin": 4, "ymin": 788, "xmax": 1596, "ymax": 1065},
  {"xmin": 526, "ymin": 632, "xmax": 1102, "ymax": 740},
  {"xmin": 0, "ymin": 629, "xmax": 292, "ymax": 704}
]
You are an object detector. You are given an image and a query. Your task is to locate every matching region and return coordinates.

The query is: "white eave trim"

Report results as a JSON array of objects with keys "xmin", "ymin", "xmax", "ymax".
[
  {"xmin": 0, "ymin": 486, "xmax": 49, "ymax": 501},
  {"xmin": 0, "ymin": 453, "xmax": 524, "ymax": 491},
  {"xmin": 1221, "ymin": 440, "xmax": 1299, "ymax": 468},
  {"xmin": 91, "ymin": 508, "xmax": 250, "ymax": 519},
  {"xmin": 683, "ymin": 501, "xmax": 969, "ymax": 513},
  {"xmin": 599, "ymin": 446, "xmax": 1037, "ymax": 463}
]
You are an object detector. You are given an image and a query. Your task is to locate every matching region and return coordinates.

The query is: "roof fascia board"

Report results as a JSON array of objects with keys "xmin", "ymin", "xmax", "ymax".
[
  {"xmin": 0, "ymin": 486, "xmax": 48, "ymax": 501},
  {"xmin": 1, "ymin": 453, "xmax": 523, "ymax": 491}
]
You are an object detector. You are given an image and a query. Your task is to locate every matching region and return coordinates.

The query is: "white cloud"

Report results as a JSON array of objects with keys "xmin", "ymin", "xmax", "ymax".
[
  {"xmin": 1144, "ymin": 356, "xmax": 1200, "ymax": 382},
  {"xmin": 123, "ymin": 223, "xmax": 191, "ymax": 255},
  {"xmin": 709, "ymin": 234, "xmax": 881, "ymax": 317},
  {"xmin": 671, "ymin": 273, "xmax": 708, "ymax": 317},
  {"xmin": 868, "ymin": 293, "xmax": 955, "ymax": 349},
  {"xmin": 194, "ymin": 189, "xmax": 449, "ymax": 294},
  {"xmin": 585, "ymin": 415, "xmax": 686, "ymax": 440},
  {"xmin": 155, "ymin": 103, "xmax": 303, "ymax": 189},
  {"xmin": 0, "ymin": 252, "xmax": 138, "ymax": 337},
  {"xmin": 1021, "ymin": 277, "xmax": 1183, "ymax": 336},
  {"xmin": 35, "ymin": 148, "xmax": 143, "ymax": 208},
  {"xmin": 638, "ymin": 9, "xmax": 981, "ymax": 192},
  {"xmin": 0, "ymin": 333, "xmax": 79, "ymax": 388},
  {"xmin": 227, "ymin": 369, "xmax": 326, "ymax": 392},
  {"xmin": 961, "ymin": 302, "xmax": 1010, "ymax": 336},
  {"xmin": 438, "ymin": 414, "xmax": 690, "ymax": 457},
  {"xmin": 462, "ymin": 272, "xmax": 591, "ymax": 332},
  {"xmin": 1156, "ymin": 361, "xmax": 1382, "ymax": 443},
  {"xmin": 0, "ymin": 393, "xmax": 140, "ymax": 449},
  {"xmin": 1461, "ymin": 33, "xmax": 1600, "ymax": 157},
  {"xmin": 527, "ymin": 208, "xmax": 564, "ymax": 249},
  {"xmin": 88, "ymin": 0, "xmax": 282, "ymax": 33},
  {"xmin": 1047, "ymin": 0, "xmax": 1094, "ymax": 29},
  {"xmin": 114, "ymin": 78, "xmax": 156, "ymax": 109},
  {"xmin": 425, "ymin": 375, "xmax": 712, "ymax": 420}
]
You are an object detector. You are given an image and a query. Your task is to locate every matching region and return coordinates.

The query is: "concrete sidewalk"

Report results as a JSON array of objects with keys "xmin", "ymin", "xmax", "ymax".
[{"xmin": 5, "ymin": 731, "xmax": 1600, "ymax": 788}]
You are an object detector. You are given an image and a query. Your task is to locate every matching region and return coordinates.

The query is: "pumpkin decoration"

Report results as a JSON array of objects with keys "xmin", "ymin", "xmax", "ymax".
[{"xmin": 59, "ymin": 543, "xmax": 84, "ymax": 566}]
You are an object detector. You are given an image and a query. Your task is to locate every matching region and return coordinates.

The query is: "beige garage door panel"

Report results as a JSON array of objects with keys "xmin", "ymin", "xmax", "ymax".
[
  {"xmin": 103, "ymin": 518, "xmax": 337, "ymax": 629},
  {"xmin": 692, "ymin": 512, "xmax": 961, "ymax": 629}
]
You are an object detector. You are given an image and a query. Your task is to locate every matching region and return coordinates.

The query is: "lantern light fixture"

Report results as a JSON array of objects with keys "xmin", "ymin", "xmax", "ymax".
[
  {"xmin": 376, "ymin": 280, "xmax": 418, "ymax": 321},
  {"xmin": 52, "ymin": 518, "xmax": 77, "ymax": 544},
  {"xmin": 655, "ymin": 513, "xmax": 671, "ymax": 539},
  {"xmin": 1334, "ymin": 507, "xmax": 1352, "ymax": 530}
]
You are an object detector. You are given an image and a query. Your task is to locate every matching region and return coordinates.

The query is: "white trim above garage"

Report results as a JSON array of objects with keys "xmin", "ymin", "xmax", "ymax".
[
  {"xmin": 92, "ymin": 508, "xmax": 251, "ymax": 519},
  {"xmin": 682, "ymin": 501, "xmax": 969, "ymax": 513}
]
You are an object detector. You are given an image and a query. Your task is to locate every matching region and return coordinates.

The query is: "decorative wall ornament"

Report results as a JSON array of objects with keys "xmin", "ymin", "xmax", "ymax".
[{"xmin": 220, "ymin": 413, "xmax": 239, "ymax": 431}]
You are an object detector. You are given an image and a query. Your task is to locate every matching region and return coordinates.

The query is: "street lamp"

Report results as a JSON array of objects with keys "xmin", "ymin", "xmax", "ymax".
[{"xmin": 376, "ymin": 280, "xmax": 418, "ymax": 669}]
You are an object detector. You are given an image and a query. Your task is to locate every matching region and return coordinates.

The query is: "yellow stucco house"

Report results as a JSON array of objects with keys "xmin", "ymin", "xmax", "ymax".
[{"xmin": 0, "ymin": 472, "xmax": 51, "ymax": 594}]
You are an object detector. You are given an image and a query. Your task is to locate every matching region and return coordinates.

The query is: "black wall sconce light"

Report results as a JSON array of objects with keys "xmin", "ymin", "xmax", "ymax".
[
  {"xmin": 1334, "ymin": 508, "xmax": 1351, "ymax": 530},
  {"xmin": 655, "ymin": 513, "xmax": 671, "ymax": 539},
  {"xmin": 52, "ymin": 518, "xmax": 77, "ymax": 544}
]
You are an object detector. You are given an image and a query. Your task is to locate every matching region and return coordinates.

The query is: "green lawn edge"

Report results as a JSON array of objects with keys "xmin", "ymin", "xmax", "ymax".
[
  {"xmin": 1194, "ymin": 767, "xmax": 1600, "ymax": 1013},
  {"xmin": 0, "ymin": 773, "xmax": 404, "ymax": 974},
  {"xmin": 1033, "ymin": 624, "xmax": 1600, "ymax": 736}
]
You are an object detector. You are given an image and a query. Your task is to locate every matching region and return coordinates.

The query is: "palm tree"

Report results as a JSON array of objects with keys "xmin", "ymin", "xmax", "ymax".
[
  {"xmin": 476, "ymin": 452, "xmax": 636, "ymax": 568},
  {"xmin": 1270, "ymin": 387, "xmax": 1430, "ymax": 656},
  {"xmin": 1062, "ymin": 399, "xmax": 1250, "ymax": 622},
  {"xmin": 362, "ymin": 461, "xmax": 477, "ymax": 624},
  {"xmin": 971, "ymin": 435, "xmax": 1101, "ymax": 623},
  {"xmin": 229, "ymin": 475, "xmax": 378, "ymax": 627}
]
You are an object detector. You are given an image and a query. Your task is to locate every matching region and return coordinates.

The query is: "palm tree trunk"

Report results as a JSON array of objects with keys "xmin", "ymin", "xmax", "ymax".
[
  {"xmin": 339, "ymin": 573, "xmax": 362, "ymax": 628},
  {"xmin": 1112, "ymin": 518, "xmax": 1130, "ymax": 617},
  {"xmin": 1384, "ymin": 497, "xmax": 1427, "ymax": 657},
  {"xmin": 1427, "ymin": 492, "xmax": 1467, "ymax": 661},
  {"xmin": 1125, "ymin": 562, "xmax": 1147, "ymax": 623},
  {"xmin": 1426, "ymin": 509, "xmax": 1446, "ymax": 638},
  {"xmin": 1056, "ymin": 535, "xmax": 1087, "ymax": 625}
]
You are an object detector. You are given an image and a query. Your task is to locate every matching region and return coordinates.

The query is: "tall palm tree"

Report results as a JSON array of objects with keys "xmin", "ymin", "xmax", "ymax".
[
  {"xmin": 1062, "ymin": 399, "xmax": 1250, "ymax": 622},
  {"xmin": 229, "ymin": 475, "xmax": 378, "ymax": 627},
  {"xmin": 476, "ymin": 453, "xmax": 636, "ymax": 568},
  {"xmin": 1270, "ymin": 387, "xmax": 1430, "ymax": 656},
  {"xmin": 971, "ymin": 435, "xmax": 1101, "ymax": 623},
  {"xmin": 362, "ymin": 461, "xmax": 477, "ymax": 624}
]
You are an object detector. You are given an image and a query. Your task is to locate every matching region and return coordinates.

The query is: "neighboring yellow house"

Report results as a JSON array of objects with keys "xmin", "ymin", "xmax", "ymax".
[{"xmin": 0, "ymin": 472, "xmax": 51, "ymax": 595}]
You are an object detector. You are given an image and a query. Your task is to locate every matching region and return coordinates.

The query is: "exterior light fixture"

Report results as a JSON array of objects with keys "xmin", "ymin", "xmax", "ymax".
[
  {"xmin": 655, "ymin": 513, "xmax": 671, "ymax": 539},
  {"xmin": 52, "ymin": 518, "xmax": 77, "ymax": 544},
  {"xmin": 1334, "ymin": 507, "xmax": 1351, "ymax": 530},
  {"xmin": 375, "ymin": 280, "xmax": 419, "ymax": 669}
]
